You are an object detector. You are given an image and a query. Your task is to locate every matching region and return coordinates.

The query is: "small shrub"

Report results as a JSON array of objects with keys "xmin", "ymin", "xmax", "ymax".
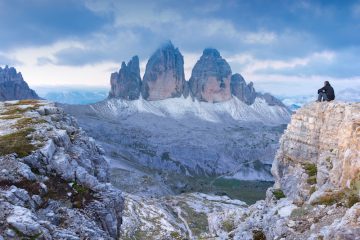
[
  {"xmin": 303, "ymin": 163, "xmax": 317, "ymax": 177},
  {"xmin": 252, "ymin": 229, "xmax": 266, "ymax": 240},
  {"xmin": 272, "ymin": 189, "xmax": 285, "ymax": 199},
  {"xmin": 307, "ymin": 176, "xmax": 317, "ymax": 185},
  {"xmin": 347, "ymin": 192, "xmax": 360, "ymax": 208},
  {"xmin": 309, "ymin": 186, "xmax": 316, "ymax": 195},
  {"xmin": 222, "ymin": 220, "xmax": 235, "ymax": 232},
  {"xmin": 313, "ymin": 191, "xmax": 345, "ymax": 206},
  {"xmin": 170, "ymin": 231, "xmax": 182, "ymax": 240}
]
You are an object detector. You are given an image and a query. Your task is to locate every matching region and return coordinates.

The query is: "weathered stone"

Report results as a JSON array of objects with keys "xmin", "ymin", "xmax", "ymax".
[
  {"xmin": 141, "ymin": 41, "xmax": 186, "ymax": 100},
  {"xmin": 109, "ymin": 56, "xmax": 141, "ymax": 100},
  {"xmin": 230, "ymin": 73, "xmax": 256, "ymax": 105},
  {"xmin": 189, "ymin": 48, "xmax": 232, "ymax": 102},
  {"xmin": 0, "ymin": 65, "xmax": 40, "ymax": 101}
]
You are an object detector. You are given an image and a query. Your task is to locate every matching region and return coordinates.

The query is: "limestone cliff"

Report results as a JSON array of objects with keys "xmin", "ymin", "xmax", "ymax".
[
  {"xmin": 229, "ymin": 102, "xmax": 360, "ymax": 240},
  {"xmin": 0, "ymin": 100, "xmax": 124, "ymax": 239},
  {"xmin": 141, "ymin": 41, "xmax": 186, "ymax": 100},
  {"xmin": 189, "ymin": 48, "xmax": 232, "ymax": 103},
  {"xmin": 0, "ymin": 66, "xmax": 40, "ymax": 101},
  {"xmin": 109, "ymin": 56, "xmax": 141, "ymax": 100}
]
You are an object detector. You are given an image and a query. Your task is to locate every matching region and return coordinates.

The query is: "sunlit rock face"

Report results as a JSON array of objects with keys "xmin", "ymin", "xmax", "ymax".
[
  {"xmin": 109, "ymin": 56, "xmax": 141, "ymax": 100},
  {"xmin": 0, "ymin": 66, "xmax": 40, "ymax": 101},
  {"xmin": 189, "ymin": 48, "xmax": 232, "ymax": 103},
  {"xmin": 141, "ymin": 41, "xmax": 186, "ymax": 100},
  {"xmin": 230, "ymin": 73, "xmax": 256, "ymax": 105},
  {"xmin": 272, "ymin": 102, "xmax": 360, "ymax": 204}
]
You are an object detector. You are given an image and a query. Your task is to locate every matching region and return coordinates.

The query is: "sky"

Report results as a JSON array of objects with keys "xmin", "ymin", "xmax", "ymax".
[{"xmin": 0, "ymin": 0, "xmax": 360, "ymax": 96}]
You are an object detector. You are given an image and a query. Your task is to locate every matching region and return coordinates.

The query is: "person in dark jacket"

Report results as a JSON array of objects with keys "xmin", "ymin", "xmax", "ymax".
[{"xmin": 317, "ymin": 81, "xmax": 335, "ymax": 101}]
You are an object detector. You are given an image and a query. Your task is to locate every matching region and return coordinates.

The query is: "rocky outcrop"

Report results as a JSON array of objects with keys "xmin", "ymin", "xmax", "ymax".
[
  {"xmin": 273, "ymin": 102, "xmax": 360, "ymax": 204},
  {"xmin": 0, "ymin": 66, "xmax": 40, "ymax": 101},
  {"xmin": 108, "ymin": 56, "xmax": 141, "ymax": 100},
  {"xmin": 230, "ymin": 73, "xmax": 256, "ymax": 105},
  {"xmin": 227, "ymin": 102, "xmax": 360, "ymax": 240},
  {"xmin": 189, "ymin": 48, "xmax": 232, "ymax": 102},
  {"xmin": 0, "ymin": 100, "xmax": 124, "ymax": 239},
  {"xmin": 141, "ymin": 41, "xmax": 186, "ymax": 100}
]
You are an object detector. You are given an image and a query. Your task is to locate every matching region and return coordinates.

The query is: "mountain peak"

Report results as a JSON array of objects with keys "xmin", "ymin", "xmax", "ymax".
[
  {"xmin": 202, "ymin": 48, "xmax": 221, "ymax": 58},
  {"xmin": 0, "ymin": 66, "xmax": 40, "ymax": 101},
  {"xmin": 141, "ymin": 42, "xmax": 185, "ymax": 100},
  {"xmin": 109, "ymin": 56, "xmax": 141, "ymax": 100}
]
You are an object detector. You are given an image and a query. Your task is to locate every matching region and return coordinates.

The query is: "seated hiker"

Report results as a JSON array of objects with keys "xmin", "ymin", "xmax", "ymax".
[{"xmin": 317, "ymin": 81, "xmax": 335, "ymax": 102}]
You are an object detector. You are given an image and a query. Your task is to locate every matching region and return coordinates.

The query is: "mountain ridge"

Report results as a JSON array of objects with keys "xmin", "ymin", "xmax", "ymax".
[{"xmin": 109, "ymin": 41, "xmax": 288, "ymax": 108}]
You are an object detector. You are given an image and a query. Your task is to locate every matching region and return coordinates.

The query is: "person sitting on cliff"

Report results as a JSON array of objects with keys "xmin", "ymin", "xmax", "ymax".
[{"xmin": 317, "ymin": 81, "xmax": 335, "ymax": 102}]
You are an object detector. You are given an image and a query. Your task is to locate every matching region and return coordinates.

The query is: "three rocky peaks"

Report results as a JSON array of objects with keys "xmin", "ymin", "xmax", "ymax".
[{"xmin": 109, "ymin": 41, "xmax": 271, "ymax": 105}]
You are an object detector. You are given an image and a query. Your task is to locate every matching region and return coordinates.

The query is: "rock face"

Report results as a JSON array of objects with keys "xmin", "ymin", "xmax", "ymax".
[
  {"xmin": 0, "ymin": 100, "xmax": 124, "ymax": 239},
  {"xmin": 141, "ymin": 42, "xmax": 186, "ymax": 100},
  {"xmin": 227, "ymin": 102, "xmax": 360, "ymax": 240},
  {"xmin": 108, "ymin": 56, "xmax": 141, "ymax": 100},
  {"xmin": 0, "ymin": 66, "xmax": 40, "ymax": 101},
  {"xmin": 189, "ymin": 48, "xmax": 232, "ymax": 102},
  {"xmin": 272, "ymin": 102, "xmax": 360, "ymax": 203},
  {"xmin": 230, "ymin": 73, "xmax": 256, "ymax": 105}
]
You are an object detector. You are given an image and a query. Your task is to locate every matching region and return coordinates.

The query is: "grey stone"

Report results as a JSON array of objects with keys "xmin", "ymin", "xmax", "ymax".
[
  {"xmin": 109, "ymin": 56, "xmax": 142, "ymax": 100},
  {"xmin": 189, "ymin": 48, "xmax": 232, "ymax": 102},
  {"xmin": 230, "ymin": 73, "xmax": 256, "ymax": 105},
  {"xmin": 0, "ymin": 65, "xmax": 40, "ymax": 101},
  {"xmin": 141, "ymin": 41, "xmax": 186, "ymax": 100}
]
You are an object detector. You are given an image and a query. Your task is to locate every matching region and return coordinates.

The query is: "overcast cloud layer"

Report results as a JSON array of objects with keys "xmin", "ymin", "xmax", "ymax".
[{"xmin": 0, "ymin": 0, "xmax": 359, "ymax": 96}]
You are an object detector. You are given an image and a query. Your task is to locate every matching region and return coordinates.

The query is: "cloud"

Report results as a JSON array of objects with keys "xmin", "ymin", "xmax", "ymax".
[
  {"xmin": 228, "ymin": 51, "xmax": 335, "ymax": 74},
  {"xmin": 0, "ymin": 0, "xmax": 107, "ymax": 50},
  {"xmin": 243, "ymin": 31, "xmax": 277, "ymax": 44}
]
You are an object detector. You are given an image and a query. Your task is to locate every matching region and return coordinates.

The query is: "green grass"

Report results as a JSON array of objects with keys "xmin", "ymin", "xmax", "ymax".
[
  {"xmin": 303, "ymin": 163, "xmax": 317, "ymax": 177},
  {"xmin": 272, "ymin": 188, "xmax": 286, "ymax": 199},
  {"xmin": 222, "ymin": 220, "xmax": 235, "ymax": 232},
  {"xmin": 0, "ymin": 128, "xmax": 35, "ymax": 157},
  {"xmin": 303, "ymin": 163, "xmax": 317, "ymax": 185}
]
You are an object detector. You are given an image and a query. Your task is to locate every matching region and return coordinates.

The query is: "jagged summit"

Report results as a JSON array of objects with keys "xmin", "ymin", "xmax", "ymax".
[
  {"xmin": 141, "ymin": 41, "xmax": 186, "ymax": 100},
  {"xmin": 108, "ymin": 42, "xmax": 287, "ymax": 108},
  {"xmin": 0, "ymin": 66, "xmax": 40, "ymax": 101},
  {"xmin": 230, "ymin": 73, "xmax": 257, "ymax": 105},
  {"xmin": 109, "ymin": 55, "xmax": 141, "ymax": 100},
  {"xmin": 189, "ymin": 47, "xmax": 232, "ymax": 102},
  {"xmin": 202, "ymin": 48, "xmax": 221, "ymax": 58}
]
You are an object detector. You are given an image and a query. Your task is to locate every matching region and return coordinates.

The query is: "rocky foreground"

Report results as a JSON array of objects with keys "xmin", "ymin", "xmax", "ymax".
[
  {"xmin": 0, "ymin": 100, "xmax": 123, "ymax": 239},
  {"xmin": 0, "ymin": 100, "xmax": 359, "ymax": 240}
]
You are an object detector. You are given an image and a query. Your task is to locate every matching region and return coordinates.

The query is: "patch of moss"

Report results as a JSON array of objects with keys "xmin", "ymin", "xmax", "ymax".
[
  {"xmin": 222, "ymin": 219, "xmax": 235, "ymax": 232},
  {"xmin": 170, "ymin": 231, "xmax": 183, "ymax": 240},
  {"xmin": 0, "ymin": 114, "xmax": 22, "ymax": 120},
  {"xmin": 1, "ymin": 106, "xmax": 38, "ymax": 115},
  {"xmin": 272, "ymin": 189, "xmax": 285, "ymax": 199},
  {"xmin": 13, "ymin": 118, "xmax": 47, "ymax": 129},
  {"xmin": 0, "ymin": 128, "xmax": 36, "ymax": 157},
  {"xmin": 252, "ymin": 229, "xmax": 266, "ymax": 240},
  {"xmin": 303, "ymin": 163, "xmax": 317, "ymax": 177},
  {"xmin": 309, "ymin": 186, "xmax": 316, "ymax": 195},
  {"xmin": 307, "ymin": 176, "xmax": 317, "ymax": 185}
]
